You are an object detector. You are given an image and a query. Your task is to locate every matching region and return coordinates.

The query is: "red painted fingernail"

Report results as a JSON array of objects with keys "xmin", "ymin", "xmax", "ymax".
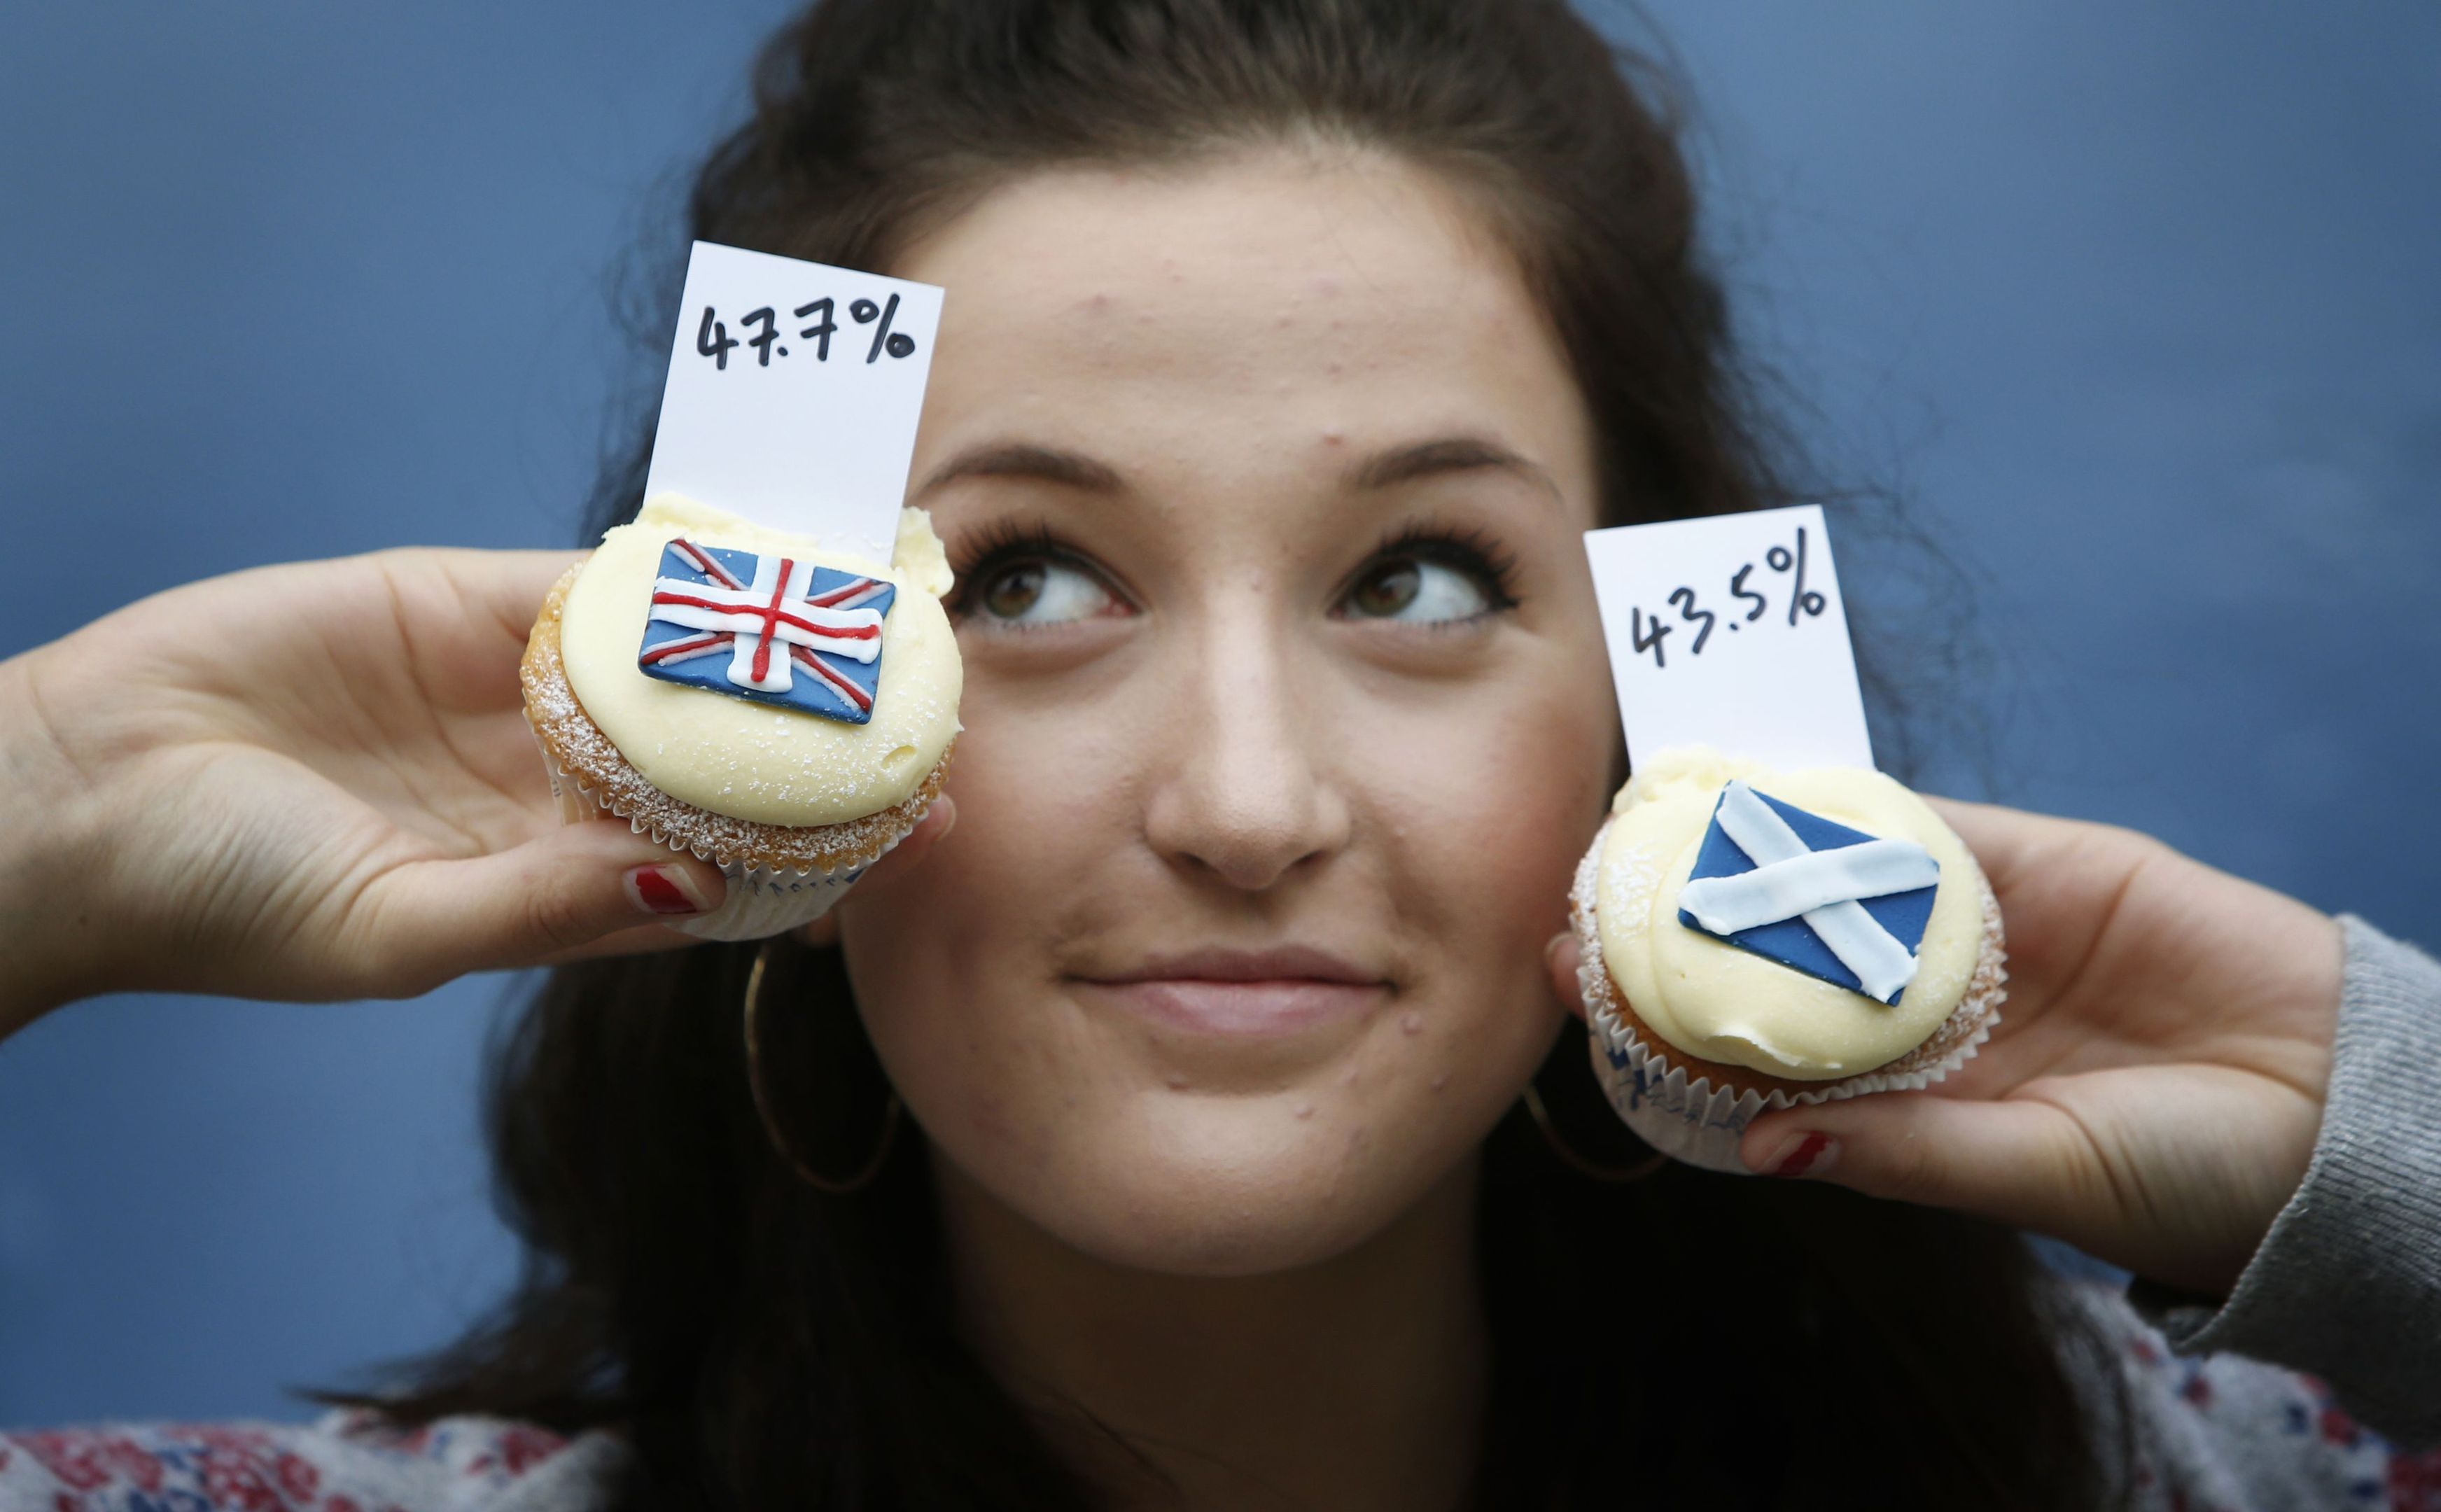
[
  {"xmin": 1761, "ymin": 1132, "xmax": 1836, "ymax": 1179},
  {"xmin": 625, "ymin": 864, "xmax": 715, "ymax": 916}
]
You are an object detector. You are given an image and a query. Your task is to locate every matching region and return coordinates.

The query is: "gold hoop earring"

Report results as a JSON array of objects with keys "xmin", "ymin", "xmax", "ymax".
[
  {"xmin": 1520, "ymin": 1082, "xmax": 1668, "ymax": 1183},
  {"xmin": 743, "ymin": 939, "xmax": 903, "ymax": 1195}
]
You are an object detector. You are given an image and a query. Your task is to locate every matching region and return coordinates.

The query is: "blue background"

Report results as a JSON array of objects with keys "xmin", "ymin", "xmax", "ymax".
[{"xmin": 3, "ymin": 4, "xmax": 2435, "ymax": 1423}]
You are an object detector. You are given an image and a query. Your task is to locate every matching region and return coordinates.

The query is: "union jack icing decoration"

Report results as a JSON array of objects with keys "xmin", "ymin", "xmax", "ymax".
[
  {"xmin": 637, "ymin": 538, "xmax": 896, "ymax": 724},
  {"xmin": 1674, "ymin": 780, "xmax": 1940, "ymax": 1004}
]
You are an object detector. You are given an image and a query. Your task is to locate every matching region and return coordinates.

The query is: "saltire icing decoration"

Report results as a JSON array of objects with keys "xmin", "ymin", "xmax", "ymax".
[
  {"xmin": 1675, "ymin": 780, "xmax": 1939, "ymax": 1004},
  {"xmin": 637, "ymin": 538, "xmax": 896, "ymax": 724}
]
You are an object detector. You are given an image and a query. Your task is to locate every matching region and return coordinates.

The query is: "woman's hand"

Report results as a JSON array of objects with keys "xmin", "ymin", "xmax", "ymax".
[
  {"xmin": 0, "ymin": 548, "xmax": 743, "ymax": 1033},
  {"xmin": 1555, "ymin": 799, "xmax": 2344, "ymax": 1296}
]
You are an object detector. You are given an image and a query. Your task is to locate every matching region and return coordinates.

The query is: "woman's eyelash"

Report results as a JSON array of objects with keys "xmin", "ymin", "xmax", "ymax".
[
  {"xmin": 945, "ymin": 519, "xmax": 1091, "ymax": 616},
  {"xmin": 949, "ymin": 517, "xmax": 1069, "ymax": 578},
  {"xmin": 948, "ymin": 519, "xmax": 1522, "ymax": 617},
  {"xmin": 942, "ymin": 515, "xmax": 1132, "ymax": 620},
  {"xmin": 1362, "ymin": 524, "xmax": 1523, "ymax": 612}
]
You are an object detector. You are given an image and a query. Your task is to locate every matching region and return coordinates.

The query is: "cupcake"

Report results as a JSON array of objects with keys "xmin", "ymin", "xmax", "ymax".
[
  {"xmin": 521, "ymin": 491, "xmax": 960, "ymax": 941},
  {"xmin": 1569, "ymin": 746, "xmax": 2004, "ymax": 1172}
]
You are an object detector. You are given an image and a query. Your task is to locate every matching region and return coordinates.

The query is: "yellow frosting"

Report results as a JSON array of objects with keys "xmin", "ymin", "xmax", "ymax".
[
  {"xmin": 557, "ymin": 493, "xmax": 961, "ymax": 827},
  {"xmin": 1594, "ymin": 746, "xmax": 1985, "ymax": 1082}
]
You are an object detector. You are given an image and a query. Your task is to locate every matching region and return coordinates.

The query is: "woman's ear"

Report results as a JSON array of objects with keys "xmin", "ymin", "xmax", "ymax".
[
  {"xmin": 797, "ymin": 914, "xmax": 842, "ymax": 948},
  {"xmin": 1546, "ymin": 932, "xmax": 1589, "ymax": 1023},
  {"xmin": 790, "ymin": 794, "xmax": 958, "ymax": 952}
]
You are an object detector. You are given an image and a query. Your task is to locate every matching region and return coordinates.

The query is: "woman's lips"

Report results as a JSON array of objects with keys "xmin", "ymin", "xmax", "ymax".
[{"xmin": 1076, "ymin": 947, "xmax": 1390, "ymax": 1038}]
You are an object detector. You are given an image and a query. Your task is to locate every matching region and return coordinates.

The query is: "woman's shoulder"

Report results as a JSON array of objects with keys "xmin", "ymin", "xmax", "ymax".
[{"xmin": 0, "ymin": 1409, "xmax": 627, "ymax": 1512}]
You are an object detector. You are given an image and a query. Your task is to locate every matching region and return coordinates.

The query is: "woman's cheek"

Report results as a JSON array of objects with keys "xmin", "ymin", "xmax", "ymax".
[
  {"xmin": 841, "ymin": 665, "xmax": 1149, "ymax": 1115},
  {"xmin": 1345, "ymin": 646, "xmax": 1611, "ymax": 904},
  {"xmin": 1326, "ymin": 654, "xmax": 1603, "ymax": 1108}
]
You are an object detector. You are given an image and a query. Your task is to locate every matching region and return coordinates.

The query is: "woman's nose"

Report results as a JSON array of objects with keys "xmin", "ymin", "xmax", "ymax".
[{"xmin": 1141, "ymin": 615, "xmax": 1352, "ymax": 893}]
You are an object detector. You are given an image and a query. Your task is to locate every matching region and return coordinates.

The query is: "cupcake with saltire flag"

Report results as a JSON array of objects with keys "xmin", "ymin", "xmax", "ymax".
[{"xmin": 1569, "ymin": 745, "xmax": 2006, "ymax": 1171}]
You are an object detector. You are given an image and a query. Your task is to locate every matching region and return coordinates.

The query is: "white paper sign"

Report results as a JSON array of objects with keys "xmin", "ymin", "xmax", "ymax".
[
  {"xmin": 642, "ymin": 241, "xmax": 944, "ymax": 565},
  {"xmin": 1583, "ymin": 503, "xmax": 1876, "ymax": 771}
]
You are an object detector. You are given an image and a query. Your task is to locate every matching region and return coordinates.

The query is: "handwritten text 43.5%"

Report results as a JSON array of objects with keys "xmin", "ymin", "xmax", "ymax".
[{"xmin": 1629, "ymin": 526, "xmax": 1828, "ymax": 669}]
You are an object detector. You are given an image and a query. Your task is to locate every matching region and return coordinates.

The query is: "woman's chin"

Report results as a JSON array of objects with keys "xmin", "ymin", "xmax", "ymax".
[{"xmin": 944, "ymin": 1091, "xmax": 1476, "ymax": 1278}]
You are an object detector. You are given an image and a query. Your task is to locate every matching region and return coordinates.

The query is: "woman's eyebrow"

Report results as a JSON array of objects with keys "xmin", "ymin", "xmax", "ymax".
[
  {"xmin": 1347, "ymin": 436, "xmax": 1558, "ymax": 500},
  {"xmin": 914, "ymin": 441, "xmax": 1124, "ymax": 498}
]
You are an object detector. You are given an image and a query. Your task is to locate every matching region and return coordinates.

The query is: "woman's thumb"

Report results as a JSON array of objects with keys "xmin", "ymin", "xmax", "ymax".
[
  {"xmin": 1738, "ymin": 1090, "xmax": 2100, "ymax": 1236},
  {"xmin": 351, "ymin": 820, "xmax": 726, "ymax": 993}
]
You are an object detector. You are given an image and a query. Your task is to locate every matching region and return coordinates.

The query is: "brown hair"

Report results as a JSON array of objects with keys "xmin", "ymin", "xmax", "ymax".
[{"xmin": 337, "ymin": 2, "xmax": 2128, "ymax": 1506}]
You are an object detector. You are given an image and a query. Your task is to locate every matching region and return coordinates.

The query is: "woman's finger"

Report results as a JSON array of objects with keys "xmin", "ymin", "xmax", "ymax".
[
  {"xmin": 1738, "ymin": 1089, "xmax": 2106, "ymax": 1232},
  {"xmin": 347, "ymin": 819, "xmax": 729, "ymax": 994},
  {"xmin": 1917, "ymin": 794, "xmax": 2045, "ymax": 888},
  {"xmin": 427, "ymin": 547, "xmax": 586, "ymax": 643},
  {"xmin": 536, "ymin": 919, "xmax": 720, "ymax": 967}
]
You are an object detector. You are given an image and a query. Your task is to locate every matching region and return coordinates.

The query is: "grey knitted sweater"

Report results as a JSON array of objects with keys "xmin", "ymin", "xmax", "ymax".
[
  {"xmin": 4, "ymin": 918, "xmax": 2436, "ymax": 1510},
  {"xmin": 2077, "ymin": 915, "xmax": 2441, "ymax": 1507}
]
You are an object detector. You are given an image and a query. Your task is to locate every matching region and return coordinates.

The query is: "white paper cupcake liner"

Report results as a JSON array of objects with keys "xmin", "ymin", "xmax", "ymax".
[
  {"xmin": 538, "ymin": 740, "xmax": 923, "ymax": 941},
  {"xmin": 1569, "ymin": 816, "xmax": 2005, "ymax": 1174}
]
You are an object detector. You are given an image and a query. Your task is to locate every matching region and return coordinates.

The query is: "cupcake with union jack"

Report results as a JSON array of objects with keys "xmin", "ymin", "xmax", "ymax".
[
  {"xmin": 520, "ymin": 491, "xmax": 960, "ymax": 940},
  {"xmin": 1569, "ymin": 746, "xmax": 2005, "ymax": 1172}
]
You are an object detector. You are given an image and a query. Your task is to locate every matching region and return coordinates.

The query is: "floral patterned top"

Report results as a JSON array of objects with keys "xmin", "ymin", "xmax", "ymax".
[
  {"xmin": 1, "ymin": 1292, "xmax": 2436, "ymax": 1512},
  {"xmin": 0, "ymin": 1413, "xmax": 620, "ymax": 1512},
  {"xmin": 2069, "ymin": 1281, "xmax": 2441, "ymax": 1511}
]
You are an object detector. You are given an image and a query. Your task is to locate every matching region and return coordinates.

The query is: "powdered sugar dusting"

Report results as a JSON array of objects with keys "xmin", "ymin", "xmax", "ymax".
[{"xmin": 1597, "ymin": 838, "xmax": 1663, "ymax": 941}]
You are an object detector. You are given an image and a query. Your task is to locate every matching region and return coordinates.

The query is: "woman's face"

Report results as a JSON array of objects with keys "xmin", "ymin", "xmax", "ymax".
[{"xmin": 839, "ymin": 148, "xmax": 1613, "ymax": 1275}]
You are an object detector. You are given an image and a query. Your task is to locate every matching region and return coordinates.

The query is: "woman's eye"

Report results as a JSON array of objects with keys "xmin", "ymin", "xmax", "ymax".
[
  {"xmin": 970, "ymin": 557, "xmax": 1119, "ymax": 627},
  {"xmin": 1342, "ymin": 555, "xmax": 1494, "ymax": 624}
]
